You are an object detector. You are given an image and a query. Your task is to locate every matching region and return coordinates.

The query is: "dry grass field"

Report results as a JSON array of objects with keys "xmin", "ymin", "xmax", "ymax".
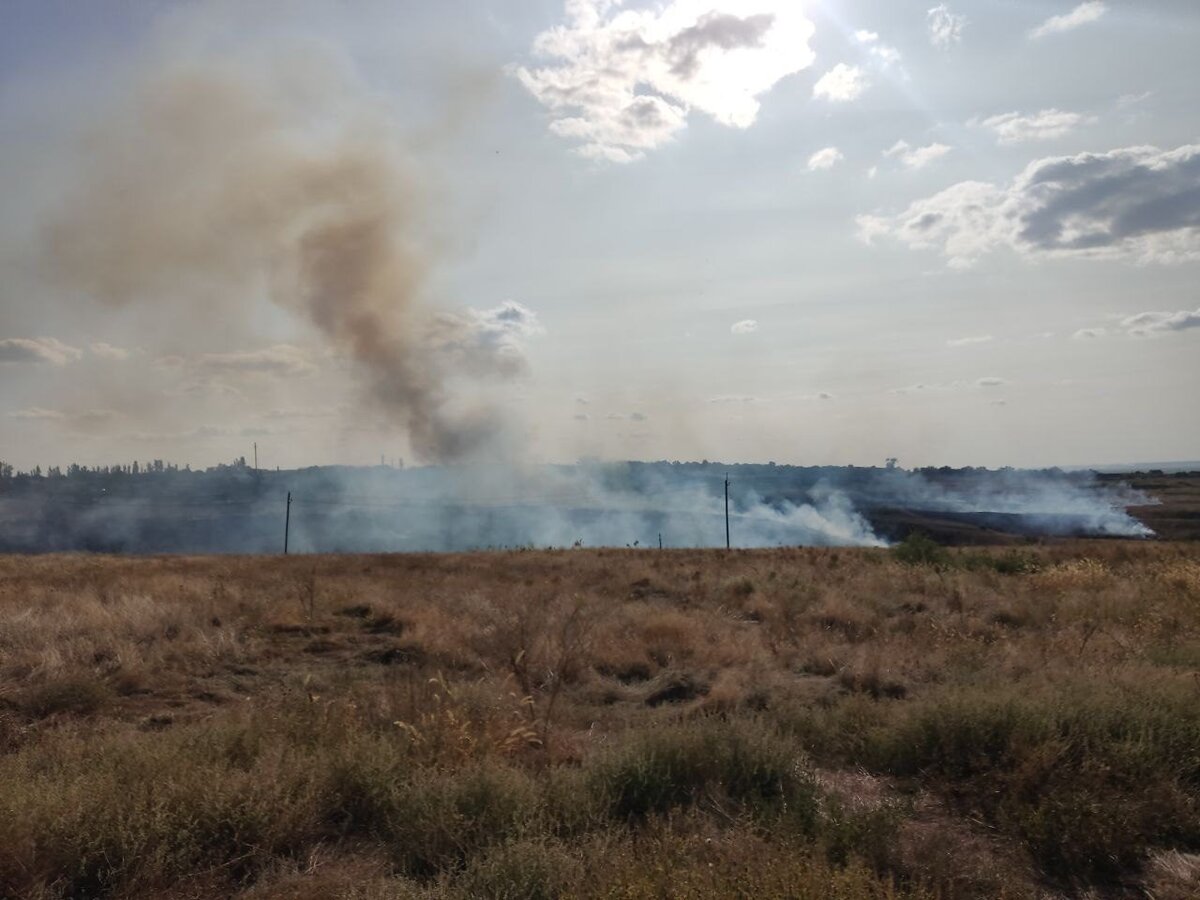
[{"xmin": 1, "ymin": 542, "xmax": 1199, "ymax": 899}]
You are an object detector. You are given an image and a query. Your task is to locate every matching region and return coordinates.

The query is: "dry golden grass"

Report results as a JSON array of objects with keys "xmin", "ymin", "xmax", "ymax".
[{"xmin": 0, "ymin": 541, "xmax": 1197, "ymax": 898}]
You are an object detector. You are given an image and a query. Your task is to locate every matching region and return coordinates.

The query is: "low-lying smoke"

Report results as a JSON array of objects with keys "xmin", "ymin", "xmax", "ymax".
[
  {"xmin": 0, "ymin": 462, "xmax": 1156, "ymax": 553},
  {"xmin": 43, "ymin": 45, "xmax": 527, "ymax": 462}
]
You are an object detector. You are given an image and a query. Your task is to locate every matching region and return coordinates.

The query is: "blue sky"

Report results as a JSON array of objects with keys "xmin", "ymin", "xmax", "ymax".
[{"xmin": 1, "ymin": 0, "xmax": 1197, "ymax": 470}]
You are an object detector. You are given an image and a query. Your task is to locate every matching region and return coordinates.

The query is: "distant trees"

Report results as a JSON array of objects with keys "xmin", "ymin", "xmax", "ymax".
[{"xmin": 0, "ymin": 459, "xmax": 190, "ymax": 480}]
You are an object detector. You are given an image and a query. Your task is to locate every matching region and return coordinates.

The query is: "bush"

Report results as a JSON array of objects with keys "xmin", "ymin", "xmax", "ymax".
[
  {"xmin": 863, "ymin": 686, "xmax": 1200, "ymax": 882},
  {"xmin": 456, "ymin": 838, "xmax": 580, "ymax": 900},
  {"xmin": 891, "ymin": 534, "xmax": 948, "ymax": 568},
  {"xmin": 588, "ymin": 717, "xmax": 817, "ymax": 829}
]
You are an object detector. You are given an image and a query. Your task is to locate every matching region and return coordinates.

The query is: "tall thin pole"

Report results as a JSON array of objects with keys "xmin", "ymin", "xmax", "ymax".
[
  {"xmin": 724, "ymin": 474, "xmax": 730, "ymax": 550},
  {"xmin": 253, "ymin": 442, "xmax": 258, "ymax": 471},
  {"xmin": 284, "ymin": 491, "xmax": 292, "ymax": 555},
  {"xmin": 658, "ymin": 533, "xmax": 663, "ymax": 550}
]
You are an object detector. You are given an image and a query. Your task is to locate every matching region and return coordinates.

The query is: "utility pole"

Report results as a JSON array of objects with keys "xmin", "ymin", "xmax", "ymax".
[
  {"xmin": 658, "ymin": 533, "xmax": 663, "ymax": 550},
  {"xmin": 253, "ymin": 442, "xmax": 258, "ymax": 471},
  {"xmin": 284, "ymin": 491, "xmax": 292, "ymax": 555},
  {"xmin": 724, "ymin": 474, "xmax": 731, "ymax": 550}
]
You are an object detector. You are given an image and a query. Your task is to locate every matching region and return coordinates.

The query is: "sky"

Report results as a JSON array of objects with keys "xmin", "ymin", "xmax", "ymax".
[{"xmin": 0, "ymin": 0, "xmax": 1197, "ymax": 471}]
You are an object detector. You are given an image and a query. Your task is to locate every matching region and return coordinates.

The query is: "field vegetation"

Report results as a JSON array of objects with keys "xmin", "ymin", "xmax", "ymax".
[{"xmin": 1, "ymin": 541, "xmax": 1198, "ymax": 898}]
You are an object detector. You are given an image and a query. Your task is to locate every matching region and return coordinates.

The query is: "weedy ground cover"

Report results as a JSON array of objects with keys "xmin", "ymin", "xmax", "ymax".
[{"xmin": 0, "ymin": 542, "xmax": 1197, "ymax": 898}]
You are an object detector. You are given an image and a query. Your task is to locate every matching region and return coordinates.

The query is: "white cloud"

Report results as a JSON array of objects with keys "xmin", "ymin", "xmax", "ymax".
[
  {"xmin": 0, "ymin": 337, "xmax": 83, "ymax": 366},
  {"xmin": 927, "ymin": 5, "xmax": 966, "ymax": 48},
  {"xmin": 892, "ymin": 378, "xmax": 1006, "ymax": 394},
  {"xmin": 854, "ymin": 30, "xmax": 901, "ymax": 68},
  {"xmin": 9, "ymin": 407, "xmax": 117, "ymax": 430},
  {"xmin": 1030, "ymin": 1, "xmax": 1106, "ymax": 39},
  {"xmin": 947, "ymin": 335, "xmax": 993, "ymax": 347},
  {"xmin": 467, "ymin": 301, "xmax": 545, "ymax": 343},
  {"xmin": 261, "ymin": 408, "xmax": 336, "ymax": 420},
  {"xmin": 512, "ymin": 1, "xmax": 816, "ymax": 162},
  {"xmin": 1116, "ymin": 91, "xmax": 1154, "ymax": 110},
  {"xmin": 90, "ymin": 341, "xmax": 130, "ymax": 360},
  {"xmin": 1073, "ymin": 328, "xmax": 1106, "ymax": 340},
  {"xmin": 1120, "ymin": 308, "xmax": 1200, "ymax": 336},
  {"xmin": 427, "ymin": 301, "xmax": 545, "ymax": 379},
  {"xmin": 195, "ymin": 344, "xmax": 318, "ymax": 377},
  {"xmin": 731, "ymin": 319, "xmax": 759, "ymax": 334},
  {"xmin": 812, "ymin": 63, "xmax": 867, "ymax": 103},
  {"xmin": 859, "ymin": 144, "xmax": 1200, "ymax": 267},
  {"xmin": 883, "ymin": 139, "xmax": 952, "ymax": 170},
  {"xmin": 708, "ymin": 394, "xmax": 760, "ymax": 404},
  {"xmin": 807, "ymin": 146, "xmax": 843, "ymax": 171},
  {"xmin": 8, "ymin": 407, "xmax": 66, "ymax": 421},
  {"xmin": 978, "ymin": 109, "xmax": 1094, "ymax": 144}
]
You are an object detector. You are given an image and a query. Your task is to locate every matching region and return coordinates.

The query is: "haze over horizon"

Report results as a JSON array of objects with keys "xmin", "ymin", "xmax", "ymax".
[{"xmin": 2, "ymin": 0, "xmax": 1198, "ymax": 473}]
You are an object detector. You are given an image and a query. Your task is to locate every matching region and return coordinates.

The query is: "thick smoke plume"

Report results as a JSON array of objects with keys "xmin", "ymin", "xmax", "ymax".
[{"xmin": 42, "ymin": 49, "xmax": 529, "ymax": 462}]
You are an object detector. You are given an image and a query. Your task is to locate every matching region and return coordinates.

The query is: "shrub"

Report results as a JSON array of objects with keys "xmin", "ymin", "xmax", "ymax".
[
  {"xmin": 455, "ymin": 838, "xmax": 580, "ymax": 900},
  {"xmin": 863, "ymin": 685, "xmax": 1200, "ymax": 883},
  {"xmin": 588, "ymin": 717, "xmax": 817, "ymax": 829},
  {"xmin": 891, "ymin": 534, "xmax": 947, "ymax": 568}
]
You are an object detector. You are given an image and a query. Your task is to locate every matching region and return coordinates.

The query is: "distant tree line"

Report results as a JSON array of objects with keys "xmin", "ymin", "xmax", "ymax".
[{"xmin": 0, "ymin": 456, "xmax": 256, "ymax": 481}]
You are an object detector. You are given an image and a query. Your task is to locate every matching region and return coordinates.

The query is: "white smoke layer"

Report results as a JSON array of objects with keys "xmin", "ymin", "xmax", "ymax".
[
  {"xmin": 0, "ymin": 461, "xmax": 1156, "ymax": 553},
  {"xmin": 860, "ymin": 468, "xmax": 1154, "ymax": 537}
]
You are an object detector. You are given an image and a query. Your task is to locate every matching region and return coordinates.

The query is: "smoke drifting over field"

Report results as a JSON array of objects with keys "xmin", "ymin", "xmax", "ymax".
[
  {"xmin": 0, "ymin": 462, "xmax": 1154, "ymax": 554},
  {"xmin": 41, "ymin": 37, "xmax": 534, "ymax": 463}
]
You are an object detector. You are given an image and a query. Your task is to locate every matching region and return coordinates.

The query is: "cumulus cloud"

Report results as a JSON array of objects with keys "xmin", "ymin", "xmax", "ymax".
[
  {"xmin": 90, "ymin": 341, "xmax": 130, "ymax": 360},
  {"xmin": 731, "ymin": 319, "xmax": 759, "ymax": 334},
  {"xmin": 927, "ymin": 5, "xmax": 966, "ymax": 48},
  {"xmin": 883, "ymin": 140, "xmax": 952, "ymax": 170},
  {"xmin": 812, "ymin": 63, "xmax": 867, "ymax": 102},
  {"xmin": 0, "ymin": 337, "xmax": 83, "ymax": 366},
  {"xmin": 1120, "ymin": 308, "xmax": 1200, "ymax": 336},
  {"xmin": 977, "ymin": 109, "xmax": 1094, "ymax": 144},
  {"xmin": 854, "ymin": 30, "xmax": 901, "ymax": 68},
  {"xmin": 947, "ymin": 335, "xmax": 993, "ymax": 347},
  {"xmin": 512, "ymin": 0, "xmax": 816, "ymax": 162},
  {"xmin": 858, "ymin": 143, "xmax": 1200, "ymax": 267},
  {"xmin": 807, "ymin": 146, "xmax": 843, "ymax": 171},
  {"xmin": 1030, "ymin": 1, "xmax": 1106, "ymax": 39}
]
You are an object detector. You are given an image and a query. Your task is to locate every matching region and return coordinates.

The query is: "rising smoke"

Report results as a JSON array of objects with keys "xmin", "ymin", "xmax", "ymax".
[{"xmin": 42, "ymin": 39, "xmax": 530, "ymax": 463}]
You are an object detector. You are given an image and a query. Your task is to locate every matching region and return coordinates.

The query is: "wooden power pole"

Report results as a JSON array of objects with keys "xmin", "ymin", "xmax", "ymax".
[
  {"xmin": 724, "ymin": 474, "xmax": 730, "ymax": 550},
  {"xmin": 284, "ymin": 491, "xmax": 292, "ymax": 555}
]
